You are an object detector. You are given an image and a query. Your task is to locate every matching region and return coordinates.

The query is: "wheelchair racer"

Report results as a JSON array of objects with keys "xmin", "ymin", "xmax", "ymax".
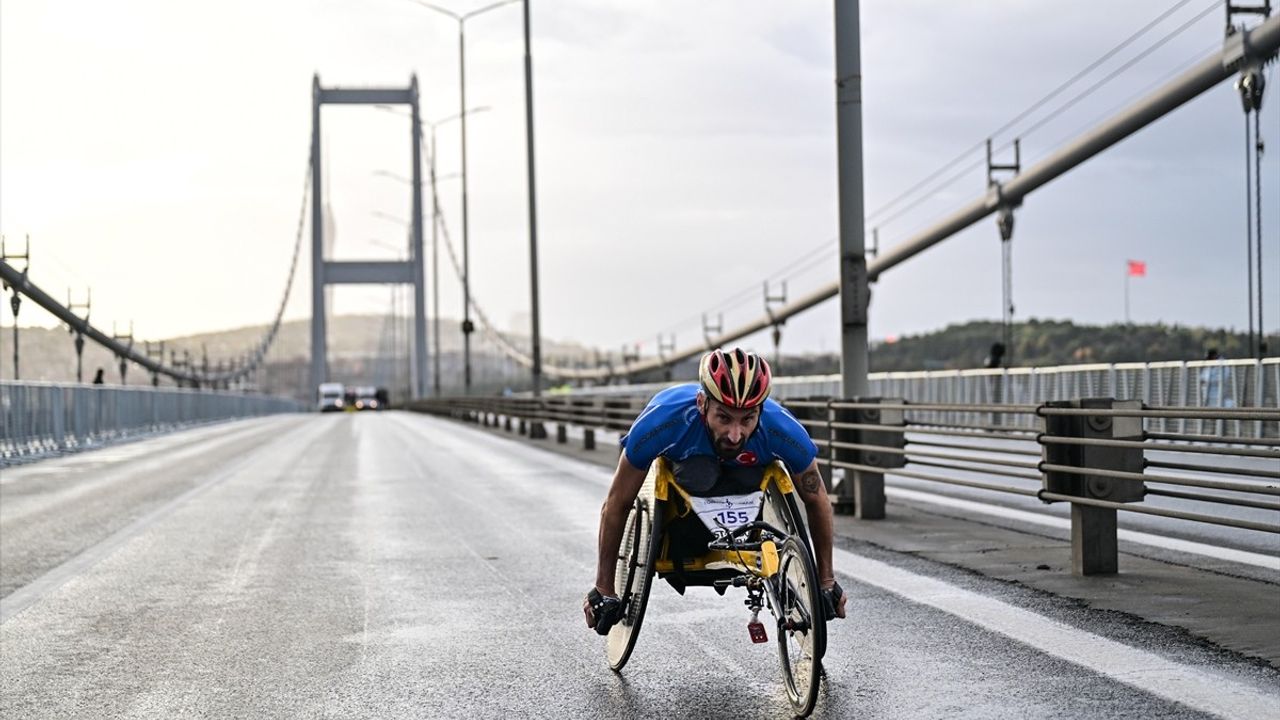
[{"xmin": 585, "ymin": 347, "xmax": 848, "ymax": 634}]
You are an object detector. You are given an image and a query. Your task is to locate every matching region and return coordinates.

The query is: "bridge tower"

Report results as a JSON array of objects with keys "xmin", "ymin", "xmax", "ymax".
[{"xmin": 310, "ymin": 74, "xmax": 429, "ymax": 399}]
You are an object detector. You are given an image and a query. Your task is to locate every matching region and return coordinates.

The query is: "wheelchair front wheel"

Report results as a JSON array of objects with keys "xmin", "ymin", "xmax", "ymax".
[
  {"xmin": 771, "ymin": 535, "xmax": 825, "ymax": 718},
  {"xmin": 762, "ymin": 481, "xmax": 812, "ymax": 557},
  {"xmin": 606, "ymin": 496, "xmax": 657, "ymax": 671}
]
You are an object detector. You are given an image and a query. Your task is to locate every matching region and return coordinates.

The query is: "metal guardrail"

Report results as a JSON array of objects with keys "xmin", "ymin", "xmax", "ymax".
[
  {"xmin": 553, "ymin": 358, "xmax": 1280, "ymax": 439},
  {"xmin": 0, "ymin": 381, "xmax": 305, "ymax": 463},
  {"xmin": 410, "ymin": 392, "xmax": 1280, "ymax": 576}
]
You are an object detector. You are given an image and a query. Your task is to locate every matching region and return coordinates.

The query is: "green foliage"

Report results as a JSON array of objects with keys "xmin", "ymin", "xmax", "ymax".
[{"xmin": 866, "ymin": 319, "xmax": 1272, "ymax": 372}]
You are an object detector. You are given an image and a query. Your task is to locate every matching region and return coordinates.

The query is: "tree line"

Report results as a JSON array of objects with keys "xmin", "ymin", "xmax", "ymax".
[{"xmin": 773, "ymin": 319, "xmax": 1276, "ymax": 376}]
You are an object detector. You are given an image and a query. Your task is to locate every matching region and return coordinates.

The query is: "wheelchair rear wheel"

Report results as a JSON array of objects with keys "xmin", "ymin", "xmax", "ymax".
[
  {"xmin": 772, "ymin": 535, "xmax": 825, "ymax": 718},
  {"xmin": 606, "ymin": 496, "xmax": 658, "ymax": 671}
]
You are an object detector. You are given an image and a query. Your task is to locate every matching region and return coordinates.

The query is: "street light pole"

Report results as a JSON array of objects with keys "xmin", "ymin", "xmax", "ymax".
[
  {"xmin": 430, "ymin": 126, "xmax": 442, "ymax": 396},
  {"xmin": 834, "ymin": 0, "xmax": 877, "ymax": 519},
  {"xmin": 373, "ymin": 118, "xmax": 476, "ymax": 399},
  {"xmin": 458, "ymin": 21, "xmax": 475, "ymax": 394},
  {"xmin": 835, "ymin": 0, "xmax": 869, "ymax": 399},
  {"xmin": 411, "ymin": 0, "xmax": 518, "ymax": 395},
  {"xmin": 523, "ymin": 0, "xmax": 544, "ymax": 404},
  {"xmin": 366, "ymin": 236, "xmax": 409, "ymax": 400}
]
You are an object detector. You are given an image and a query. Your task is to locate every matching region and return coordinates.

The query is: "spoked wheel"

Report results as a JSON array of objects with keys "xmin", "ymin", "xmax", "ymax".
[
  {"xmin": 771, "ymin": 535, "xmax": 825, "ymax": 718},
  {"xmin": 606, "ymin": 496, "xmax": 658, "ymax": 671},
  {"xmin": 762, "ymin": 482, "xmax": 812, "ymax": 554},
  {"xmin": 761, "ymin": 478, "xmax": 826, "ymax": 664}
]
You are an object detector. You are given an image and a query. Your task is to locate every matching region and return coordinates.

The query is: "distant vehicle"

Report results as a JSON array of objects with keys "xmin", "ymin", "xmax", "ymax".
[
  {"xmin": 317, "ymin": 383, "xmax": 345, "ymax": 412},
  {"xmin": 354, "ymin": 385, "xmax": 380, "ymax": 411}
]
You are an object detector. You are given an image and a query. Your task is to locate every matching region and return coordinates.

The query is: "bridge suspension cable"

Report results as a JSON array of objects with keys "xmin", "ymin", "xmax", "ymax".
[
  {"xmin": 0, "ymin": 157, "xmax": 312, "ymax": 387},
  {"xmin": 419, "ymin": 4, "xmax": 1275, "ymax": 386},
  {"xmin": 520, "ymin": 11, "xmax": 1280, "ymax": 384},
  {"xmin": 630, "ymin": 0, "xmax": 1235, "ymax": 365},
  {"xmin": 870, "ymin": 0, "xmax": 1226, "ymax": 233}
]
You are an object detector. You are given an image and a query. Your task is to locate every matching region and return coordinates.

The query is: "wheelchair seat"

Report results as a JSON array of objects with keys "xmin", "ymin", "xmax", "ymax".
[{"xmin": 649, "ymin": 457, "xmax": 795, "ymax": 593}]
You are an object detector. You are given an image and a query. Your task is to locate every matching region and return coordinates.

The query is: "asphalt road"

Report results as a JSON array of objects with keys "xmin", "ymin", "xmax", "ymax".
[{"xmin": 2, "ymin": 412, "xmax": 1278, "ymax": 719}]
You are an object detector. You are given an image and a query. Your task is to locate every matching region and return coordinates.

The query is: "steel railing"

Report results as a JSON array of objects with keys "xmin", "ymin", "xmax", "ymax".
[
  {"xmin": 1, "ymin": 381, "xmax": 305, "ymax": 463},
  {"xmin": 408, "ymin": 392, "xmax": 1280, "ymax": 573},
  {"xmin": 792, "ymin": 399, "xmax": 1279, "ymax": 532},
  {"xmin": 550, "ymin": 358, "xmax": 1280, "ymax": 439}
]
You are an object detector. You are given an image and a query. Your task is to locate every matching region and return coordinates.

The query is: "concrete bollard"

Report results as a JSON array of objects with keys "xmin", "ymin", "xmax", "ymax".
[
  {"xmin": 1072, "ymin": 504, "xmax": 1118, "ymax": 575},
  {"xmin": 583, "ymin": 428, "xmax": 596, "ymax": 451},
  {"xmin": 831, "ymin": 398, "xmax": 905, "ymax": 519},
  {"xmin": 556, "ymin": 424, "xmax": 567, "ymax": 443}
]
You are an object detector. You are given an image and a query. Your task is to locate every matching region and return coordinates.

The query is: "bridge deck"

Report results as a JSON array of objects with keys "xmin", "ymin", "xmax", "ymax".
[{"xmin": 2, "ymin": 413, "xmax": 1277, "ymax": 718}]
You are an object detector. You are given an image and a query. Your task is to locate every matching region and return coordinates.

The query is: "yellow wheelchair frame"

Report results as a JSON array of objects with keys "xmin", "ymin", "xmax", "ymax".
[
  {"xmin": 606, "ymin": 457, "xmax": 827, "ymax": 718},
  {"xmin": 650, "ymin": 458, "xmax": 794, "ymax": 578}
]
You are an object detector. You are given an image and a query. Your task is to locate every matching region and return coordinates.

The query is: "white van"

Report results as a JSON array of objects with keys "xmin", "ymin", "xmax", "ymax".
[{"xmin": 317, "ymin": 383, "xmax": 345, "ymax": 412}]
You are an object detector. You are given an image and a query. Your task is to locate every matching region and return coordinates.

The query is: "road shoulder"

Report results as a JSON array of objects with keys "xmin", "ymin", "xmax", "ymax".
[{"xmin": 426, "ymin": 413, "xmax": 1280, "ymax": 670}]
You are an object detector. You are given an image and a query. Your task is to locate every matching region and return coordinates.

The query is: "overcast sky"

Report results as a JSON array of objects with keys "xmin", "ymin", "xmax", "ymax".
[{"xmin": 1, "ymin": 0, "xmax": 1276, "ymax": 360}]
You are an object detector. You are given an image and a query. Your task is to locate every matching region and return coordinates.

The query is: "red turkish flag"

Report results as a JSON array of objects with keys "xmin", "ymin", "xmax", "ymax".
[{"xmin": 1127, "ymin": 260, "xmax": 1146, "ymax": 277}]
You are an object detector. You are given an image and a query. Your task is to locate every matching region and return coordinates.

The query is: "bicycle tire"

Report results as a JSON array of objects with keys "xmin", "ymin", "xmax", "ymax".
[
  {"xmin": 762, "ymin": 481, "xmax": 813, "ymax": 555},
  {"xmin": 606, "ymin": 496, "xmax": 658, "ymax": 671},
  {"xmin": 762, "ymin": 475, "xmax": 827, "ymax": 662},
  {"xmin": 771, "ymin": 535, "xmax": 825, "ymax": 718}
]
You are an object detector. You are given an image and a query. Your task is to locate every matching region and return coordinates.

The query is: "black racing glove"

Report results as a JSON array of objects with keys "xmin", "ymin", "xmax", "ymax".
[
  {"xmin": 586, "ymin": 587, "xmax": 625, "ymax": 636},
  {"xmin": 821, "ymin": 579, "xmax": 845, "ymax": 621}
]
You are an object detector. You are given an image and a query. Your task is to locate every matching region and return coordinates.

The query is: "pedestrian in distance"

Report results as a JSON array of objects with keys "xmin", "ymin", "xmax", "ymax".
[
  {"xmin": 92, "ymin": 368, "xmax": 105, "ymax": 385},
  {"xmin": 1199, "ymin": 348, "xmax": 1234, "ymax": 408}
]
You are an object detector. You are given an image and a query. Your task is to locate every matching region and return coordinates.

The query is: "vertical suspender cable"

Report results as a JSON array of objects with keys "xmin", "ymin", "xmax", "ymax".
[
  {"xmin": 998, "ymin": 239, "xmax": 1008, "ymax": 363},
  {"xmin": 1244, "ymin": 112, "xmax": 1256, "ymax": 357},
  {"xmin": 1254, "ymin": 109, "xmax": 1266, "ymax": 356}
]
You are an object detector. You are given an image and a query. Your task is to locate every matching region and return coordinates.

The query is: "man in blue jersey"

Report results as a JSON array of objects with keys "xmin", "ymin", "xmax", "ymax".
[{"xmin": 585, "ymin": 347, "xmax": 847, "ymax": 634}]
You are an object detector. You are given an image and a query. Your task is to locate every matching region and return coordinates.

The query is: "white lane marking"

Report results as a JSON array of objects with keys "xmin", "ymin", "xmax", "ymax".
[
  {"xmin": 834, "ymin": 547, "xmax": 1279, "ymax": 720},
  {"xmin": 886, "ymin": 487, "xmax": 1280, "ymax": 571},
  {"xmin": 0, "ymin": 417, "xmax": 318, "ymax": 625},
  {"xmin": 0, "ymin": 417, "xmax": 282, "ymax": 486},
  {"xmin": 401, "ymin": 416, "xmax": 1280, "ymax": 716},
  {"xmin": 394, "ymin": 417, "xmax": 1274, "ymax": 707}
]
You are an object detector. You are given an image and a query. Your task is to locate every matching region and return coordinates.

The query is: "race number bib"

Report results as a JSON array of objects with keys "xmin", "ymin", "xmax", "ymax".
[{"xmin": 689, "ymin": 492, "xmax": 764, "ymax": 537}]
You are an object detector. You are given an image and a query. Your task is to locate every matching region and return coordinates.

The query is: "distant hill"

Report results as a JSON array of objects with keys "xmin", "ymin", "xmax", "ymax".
[
  {"xmin": 869, "ymin": 319, "xmax": 1275, "ymax": 371},
  {"xmin": 0, "ymin": 315, "xmax": 592, "ymax": 399},
  {"xmin": 760, "ymin": 319, "xmax": 1276, "ymax": 377},
  {"xmin": 2, "ymin": 316, "xmax": 1272, "ymax": 394}
]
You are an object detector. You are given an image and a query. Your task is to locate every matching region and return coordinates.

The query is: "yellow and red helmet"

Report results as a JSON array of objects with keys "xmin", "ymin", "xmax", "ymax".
[{"xmin": 698, "ymin": 348, "xmax": 772, "ymax": 409}]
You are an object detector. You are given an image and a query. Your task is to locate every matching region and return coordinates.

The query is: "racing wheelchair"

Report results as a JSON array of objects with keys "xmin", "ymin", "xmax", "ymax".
[{"xmin": 605, "ymin": 457, "xmax": 827, "ymax": 717}]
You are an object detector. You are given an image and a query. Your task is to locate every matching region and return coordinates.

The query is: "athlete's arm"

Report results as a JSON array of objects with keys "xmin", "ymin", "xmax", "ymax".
[
  {"xmin": 594, "ymin": 452, "xmax": 649, "ymax": 596},
  {"xmin": 793, "ymin": 459, "xmax": 848, "ymax": 618}
]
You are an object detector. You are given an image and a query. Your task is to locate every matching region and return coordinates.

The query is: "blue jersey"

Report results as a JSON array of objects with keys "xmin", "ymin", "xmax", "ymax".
[{"xmin": 620, "ymin": 384, "xmax": 818, "ymax": 474}]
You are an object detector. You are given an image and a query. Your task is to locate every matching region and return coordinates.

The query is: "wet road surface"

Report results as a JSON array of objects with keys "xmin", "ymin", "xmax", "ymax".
[{"xmin": 2, "ymin": 412, "xmax": 1277, "ymax": 718}]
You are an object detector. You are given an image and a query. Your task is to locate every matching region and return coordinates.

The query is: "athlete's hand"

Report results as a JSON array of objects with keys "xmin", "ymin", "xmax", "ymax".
[
  {"xmin": 584, "ymin": 587, "xmax": 624, "ymax": 634},
  {"xmin": 822, "ymin": 579, "xmax": 847, "ymax": 620}
]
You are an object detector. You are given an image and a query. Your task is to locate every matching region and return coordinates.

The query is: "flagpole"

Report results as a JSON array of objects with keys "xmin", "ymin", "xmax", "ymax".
[{"xmin": 1125, "ymin": 265, "xmax": 1130, "ymax": 324}]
